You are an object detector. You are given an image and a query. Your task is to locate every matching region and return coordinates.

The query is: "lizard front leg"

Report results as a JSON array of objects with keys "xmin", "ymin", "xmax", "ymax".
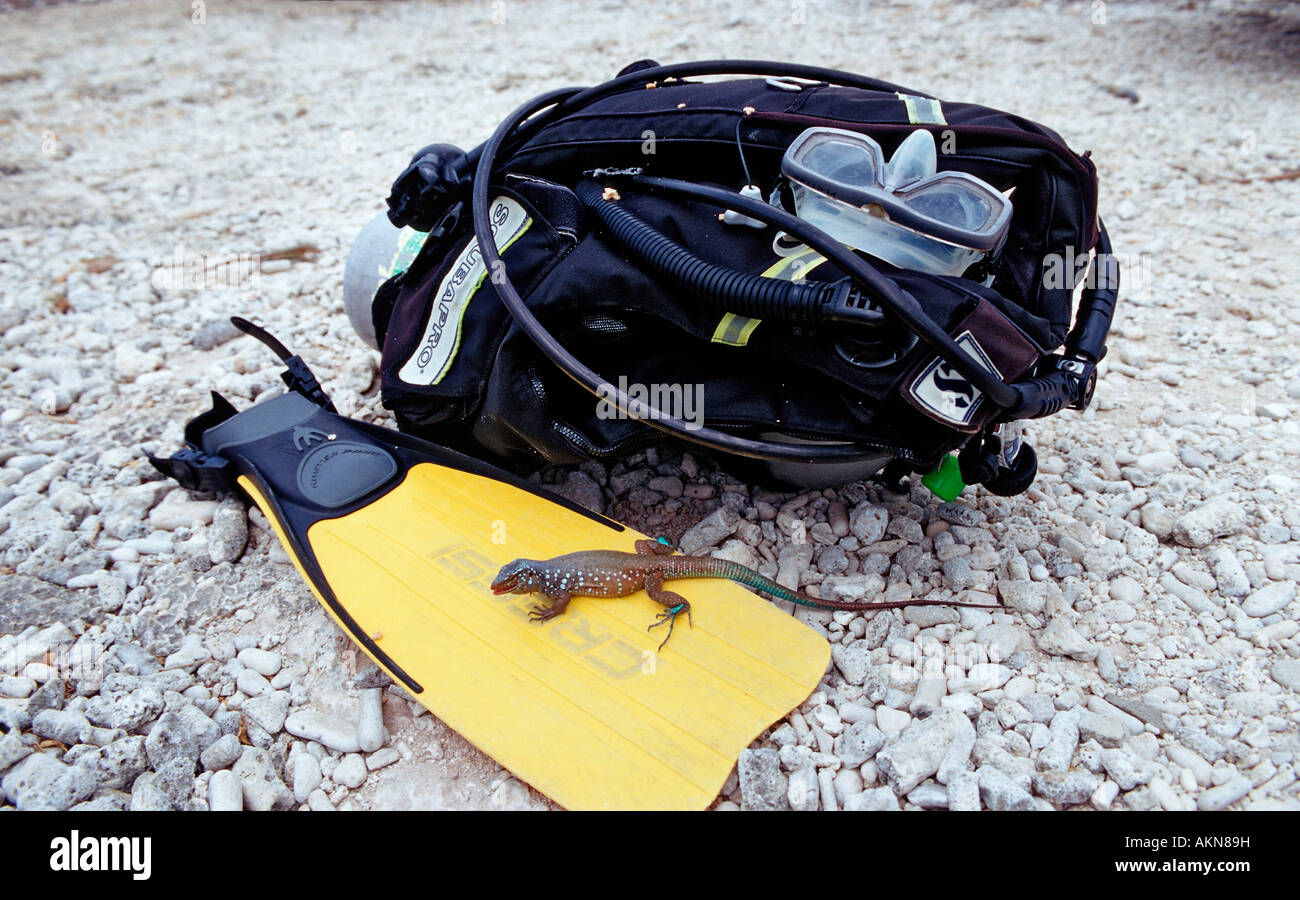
[
  {"xmin": 644, "ymin": 571, "xmax": 692, "ymax": 650},
  {"xmin": 635, "ymin": 538, "xmax": 675, "ymax": 556},
  {"xmin": 528, "ymin": 591, "xmax": 572, "ymax": 623}
]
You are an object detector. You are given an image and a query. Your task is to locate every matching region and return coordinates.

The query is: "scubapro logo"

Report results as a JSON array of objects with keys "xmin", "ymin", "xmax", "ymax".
[
  {"xmin": 292, "ymin": 426, "xmax": 331, "ymax": 451},
  {"xmin": 908, "ymin": 331, "xmax": 998, "ymax": 428},
  {"xmin": 929, "ymin": 363, "xmax": 978, "ymax": 411},
  {"xmin": 398, "ymin": 196, "xmax": 531, "ymax": 387},
  {"xmin": 49, "ymin": 830, "xmax": 151, "ymax": 881}
]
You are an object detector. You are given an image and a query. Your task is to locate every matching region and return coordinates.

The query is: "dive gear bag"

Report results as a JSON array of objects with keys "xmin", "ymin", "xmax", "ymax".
[{"xmin": 362, "ymin": 60, "xmax": 1118, "ymax": 494}]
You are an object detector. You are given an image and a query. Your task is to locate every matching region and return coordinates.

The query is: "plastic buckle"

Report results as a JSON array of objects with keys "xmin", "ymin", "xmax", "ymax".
[
  {"xmin": 148, "ymin": 447, "xmax": 233, "ymax": 494},
  {"xmin": 281, "ymin": 357, "xmax": 336, "ymax": 413}
]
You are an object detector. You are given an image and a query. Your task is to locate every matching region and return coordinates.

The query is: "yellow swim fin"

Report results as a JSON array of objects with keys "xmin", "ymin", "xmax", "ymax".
[{"xmin": 150, "ymin": 330, "xmax": 829, "ymax": 810}]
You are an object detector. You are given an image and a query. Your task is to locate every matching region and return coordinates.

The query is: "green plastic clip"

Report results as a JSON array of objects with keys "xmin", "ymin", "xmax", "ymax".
[{"xmin": 922, "ymin": 453, "xmax": 966, "ymax": 501}]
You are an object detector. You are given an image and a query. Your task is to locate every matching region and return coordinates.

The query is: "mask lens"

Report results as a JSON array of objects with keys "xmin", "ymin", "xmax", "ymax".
[
  {"xmin": 800, "ymin": 137, "xmax": 879, "ymax": 187},
  {"xmin": 902, "ymin": 180, "xmax": 998, "ymax": 235}
]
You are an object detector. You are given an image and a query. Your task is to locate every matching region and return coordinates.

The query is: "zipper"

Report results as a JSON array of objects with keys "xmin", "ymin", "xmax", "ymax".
[
  {"xmin": 759, "ymin": 425, "xmax": 923, "ymax": 464},
  {"xmin": 552, "ymin": 420, "xmax": 662, "ymax": 459}
]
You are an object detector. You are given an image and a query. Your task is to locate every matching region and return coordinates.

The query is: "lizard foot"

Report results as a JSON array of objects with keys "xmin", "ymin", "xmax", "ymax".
[
  {"xmin": 526, "ymin": 592, "xmax": 571, "ymax": 624},
  {"xmin": 528, "ymin": 604, "xmax": 561, "ymax": 622},
  {"xmin": 647, "ymin": 601, "xmax": 691, "ymax": 651}
]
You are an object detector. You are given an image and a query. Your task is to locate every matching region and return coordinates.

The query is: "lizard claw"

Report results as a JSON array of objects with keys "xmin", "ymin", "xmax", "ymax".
[{"xmin": 647, "ymin": 603, "xmax": 688, "ymax": 651}]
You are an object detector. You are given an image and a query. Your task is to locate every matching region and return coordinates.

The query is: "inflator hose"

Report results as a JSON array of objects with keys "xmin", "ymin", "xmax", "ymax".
[
  {"xmin": 575, "ymin": 180, "xmax": 837, "ymax": 324},
  {"xmin": 1068, "ymin": 221, "xmax": 1118, "ymax": 364}
]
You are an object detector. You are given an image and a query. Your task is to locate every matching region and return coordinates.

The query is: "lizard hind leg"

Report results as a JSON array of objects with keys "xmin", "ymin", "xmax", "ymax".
[{"xmin": 644, "ymin": 571, "xmax": 692, "ymax": 650}]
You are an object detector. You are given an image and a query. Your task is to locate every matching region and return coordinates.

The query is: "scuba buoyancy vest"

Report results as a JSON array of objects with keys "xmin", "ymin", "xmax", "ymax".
[{"xmin": 353, "ymin": 60, "xmax": 1118, "ymax": 495}]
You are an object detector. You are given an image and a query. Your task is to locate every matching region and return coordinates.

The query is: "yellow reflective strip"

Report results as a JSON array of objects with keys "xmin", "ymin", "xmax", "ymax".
[
  {"xmin": 711, "ymin": 312, "xmax": 754, "ymax": 346},
  {"xmin": 759, "ymin": 254, "xmax": 798, "ymax": 279},
  {"xmin": 710, "ymin": 250, "xmax": 830, "ymax": 346},
  {"xmin": 896, "ymin": 92, "xmax": 947, "ymax": 125},
  {"xmin": 733, "ymin": 316, "xmax": 762, "ymax": 345}
]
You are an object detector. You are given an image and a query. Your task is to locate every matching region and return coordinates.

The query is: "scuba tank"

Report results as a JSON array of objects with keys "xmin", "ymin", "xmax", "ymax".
[{"xmin": 343, "ymin": 213, "xmax": 427, "ymax": 351}]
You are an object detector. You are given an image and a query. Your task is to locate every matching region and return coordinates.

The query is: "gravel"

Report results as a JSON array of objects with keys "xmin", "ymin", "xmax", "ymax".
[
  {"xmin": 200, "ymin": 734, "xmax": 242, "ymax": 772},
  {"xmin": 737, "ymin": 748, "xmax": 787, "ymax": 811},
  {"xmin": 3, "ymin": 752, "xmax": 98, "ymax": 810},
  {"xmin": 834, "ymin": 722, "xmax": 885, "ymax": 768},
  {"xmin": 977, "ymin": 765, "xmax": 1036, "ymax": 812},
  {"xmin": 231, "ymin": 746, "xmax": 294, "ymax": 811},
  {"xmin": 947, "ymin": 771, "xmax": 981, "ymax": 811},
  {"xmin": 1242, "ymin": 581, "xmax": 1296, "ymax": 618},
  {"xmin": 1032, "ymin": 769, "xmax": 1104, "ymax": 806},
  {"xmin": 207, "ymin": 769, "xmax": 243, "ymax": 812},
  {"xmin": 843, "ymin": 786, "xmax": 901, "ymax": 811},
  {"xmin": 1197, "ymin": 775, "xmax": 1253, "ymax": 812},
  {"xmin": 356, "ymin": 688, "xmax": 385, "ymax": 753},
  {"xmin": 787, "ymin": 764, "xmax": 820, "ymax": 812},
  {"xmin": 284, "ymin": 710, "xmax": 362, "ymax": 754},
  {"xmin": 332, "ymin": 753, "xmax": 368, "ymax": 790},
  {"xmin": 876, "ymin": 709, "xmax": 975, "ymax": 795},
  {"xmin": 292, "ymin": 752, "xmax": 323, "ymax": 802},
  {"xmin": 237, "ymin": 648, "xmax": 282, "ymax": 677},
  {"xmin": 241, "ymin": 691, "xmax": 290, "ymax": 735}
]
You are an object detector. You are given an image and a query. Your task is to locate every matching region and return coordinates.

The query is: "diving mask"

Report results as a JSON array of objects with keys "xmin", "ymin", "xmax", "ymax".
[{"xmin": 781, "ymin": 127, "xmax": 1013, "ymax": 278}]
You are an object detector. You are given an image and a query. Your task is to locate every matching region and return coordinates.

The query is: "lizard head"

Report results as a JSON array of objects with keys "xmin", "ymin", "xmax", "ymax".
[{"xmin": 491, "ymin": 559, "xmax": 540, "ymax": 594}]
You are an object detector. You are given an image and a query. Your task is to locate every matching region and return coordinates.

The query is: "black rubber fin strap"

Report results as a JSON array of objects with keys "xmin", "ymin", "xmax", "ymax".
[
  {"xmin": 231, "ymin": 316, "xmax": 292, "ymax": 361},
  {"xmin": 230, "ymin": 316, "xmax": 336, "ymax": 413},
  {"xmin": 146, "ymin": 391, "xmax": 241, "ymax": 493}
]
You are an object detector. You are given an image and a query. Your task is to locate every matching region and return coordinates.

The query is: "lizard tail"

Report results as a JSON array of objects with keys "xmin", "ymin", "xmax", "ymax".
[{"xmin": 687, "ymin": 556, "xmax": 999, "ymax": 613}]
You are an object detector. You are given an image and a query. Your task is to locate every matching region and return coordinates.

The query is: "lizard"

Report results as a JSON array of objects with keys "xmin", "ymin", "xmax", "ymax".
[{"xmin": 491, "ymin": 538, "xmax": 1000, "ymax": 650}]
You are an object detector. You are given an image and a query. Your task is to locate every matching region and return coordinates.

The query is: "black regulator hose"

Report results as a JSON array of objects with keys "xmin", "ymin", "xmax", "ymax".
[
  {"xmin": 575, "ymin": 180, "xmax": 842, "ymax": 325},
  {"xmin": 1068, "ymin": 220, "xmax": 1118, "ymax": 364}
]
